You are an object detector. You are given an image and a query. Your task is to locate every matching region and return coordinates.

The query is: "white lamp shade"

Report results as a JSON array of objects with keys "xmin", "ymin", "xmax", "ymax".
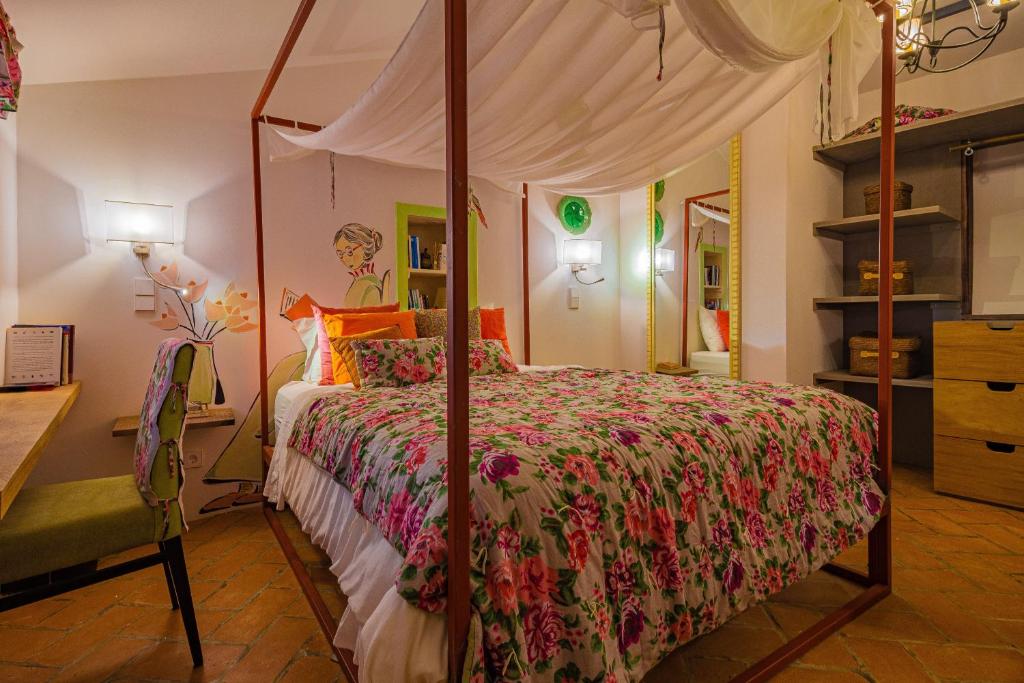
[
  {"xmin": 655, "ymin": 248, "xmax": 676, "ymax": 273},
  {"xmin": 563, "ymin": 239, "xmax": 602, "ymax": 266},
  {"xmin": 106, "ymin": 201, "xmax": 174, "ymax": 244}
]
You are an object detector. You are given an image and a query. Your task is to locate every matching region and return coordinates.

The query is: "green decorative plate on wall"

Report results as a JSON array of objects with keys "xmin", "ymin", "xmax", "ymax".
[
  {"xmin": 654, "ymin": 179, "xmax": 665, "ymax": 203},
  {"xmin": 558, "ymin": 195, "xmax": 592, "ymax": 235},
  {"xmin": 654, "ymin": 210, "xmax": 664, "ymax": 244}
]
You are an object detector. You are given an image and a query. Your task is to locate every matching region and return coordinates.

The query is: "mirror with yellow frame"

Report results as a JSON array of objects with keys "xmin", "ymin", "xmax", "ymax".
[{"xmin": 648, "ymin": 135, "xmax": 741, "ymax": 379}]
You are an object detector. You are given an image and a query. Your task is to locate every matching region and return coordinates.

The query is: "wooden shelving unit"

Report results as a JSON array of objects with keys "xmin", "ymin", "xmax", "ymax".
[
  {"xmin": 803, "ymin": 98, "xmax": 1024, "ymax": 467},
  {"xmin": 813, "ymin": 96, "xmax": 1024, "ymax": 167},
  {"xmin": 396, "ymin": 202, "xmax": 477, "ymax": 311},
  {"xmin": 813, "ymin": 370, "xmax": 934, "ymax": 390},
  {"xmin": 813, "ymin": 293, "xmax": 960, "ymax": 309},
  {"xmin": 813, "ymin": 205, "xmax": 958, "ymax": 239}
]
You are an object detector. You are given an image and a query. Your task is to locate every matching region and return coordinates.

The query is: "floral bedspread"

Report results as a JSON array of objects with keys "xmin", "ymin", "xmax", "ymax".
[{"xmin": 289, "ymin": 368, "xmax": 883, "ymax": 681}]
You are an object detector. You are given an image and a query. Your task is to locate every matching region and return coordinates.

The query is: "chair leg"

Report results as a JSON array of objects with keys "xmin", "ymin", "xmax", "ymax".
[
  {"xmin": 163, "ymin": 536, "xmax": 203, "ymax": 667},
  {"xmin": 157, "ymin": 542, "xmax": 179, "ymax": 611}
]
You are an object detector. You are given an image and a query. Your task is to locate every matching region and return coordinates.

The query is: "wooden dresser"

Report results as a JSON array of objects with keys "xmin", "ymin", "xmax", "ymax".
[{"xmin": 933, "ymin": 321, "xmax": 1024, "ymax": 509}]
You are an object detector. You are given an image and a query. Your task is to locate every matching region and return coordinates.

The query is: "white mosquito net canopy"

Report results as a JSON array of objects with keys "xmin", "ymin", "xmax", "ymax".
[{"xmin": 278, "ymin": 0, "xmax": 879, "ymax": 196}]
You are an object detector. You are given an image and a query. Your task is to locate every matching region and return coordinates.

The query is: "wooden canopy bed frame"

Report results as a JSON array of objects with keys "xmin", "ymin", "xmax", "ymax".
[{"xmin": 248, "ymin": 2, "xmax": 899, "ymax": 681}]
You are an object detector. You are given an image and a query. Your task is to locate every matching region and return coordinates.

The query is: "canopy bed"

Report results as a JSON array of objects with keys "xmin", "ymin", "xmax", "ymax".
[{"xmin": 249, "ymin": 1, "xmax": 900, "ymax": 681}]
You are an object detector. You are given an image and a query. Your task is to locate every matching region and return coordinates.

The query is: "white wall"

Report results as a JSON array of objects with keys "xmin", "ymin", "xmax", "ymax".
[
  {"xmin": 0, "ymin": 115, "xmax": 15, "ymax": 372},
  {"xmin": 618, "ymin": 188, "xmax": 649, "ymax": 371},
  {"xmin": 528, "ymin": 189, "xmax": 622, "ymax": 369}
]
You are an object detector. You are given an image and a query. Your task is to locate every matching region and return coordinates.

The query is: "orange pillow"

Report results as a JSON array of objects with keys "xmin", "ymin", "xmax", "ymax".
[
  {"xmin": 330, "ymin": 325, "xmax": 403, "ymax": 388},
  {"xmin": 286, "ymin": 293, "xmax": 398, "ymax": 321},
  {"xmin": 308, "ymin": 301, "xmax": 402, "ymax": 383},
  {"xmin": 480, "ymin": 307, "xmax": 512, "ymax": 357},
  {"xmin": 716, "ymin": 310, "xmax": 730, "ymax": 352},
  {"xmin": 323, "ymin": 310, "xmax": 418, "ymax": 383}
]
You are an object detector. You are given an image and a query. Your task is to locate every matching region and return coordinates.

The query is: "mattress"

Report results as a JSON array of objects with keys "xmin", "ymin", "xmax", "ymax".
[
  {"xmin": 690, "ymin": 349, "xmax": 730, "ymax": 375},
  {"xmin": 274, "ymin": 380, "xmax": 352, "ymax": 436}
]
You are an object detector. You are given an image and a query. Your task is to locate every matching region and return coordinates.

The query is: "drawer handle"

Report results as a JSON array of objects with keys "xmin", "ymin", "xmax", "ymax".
[
  {"xmin": 986, "ymin": 381, "xmax": 1016, "ymax": 392},
  {"xmin": 986, "ymin": 441, "xmax": 1016, "ymax": 454},
  {"xmin": 986, "ymin": 322, "xmax": 1016, "ymax": 331}
]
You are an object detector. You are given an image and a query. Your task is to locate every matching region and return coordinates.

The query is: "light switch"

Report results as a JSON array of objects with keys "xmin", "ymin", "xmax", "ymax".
[
  {"xmin": 134, "ymin": 295, "xmax": 156, "ymax": 312},
  {"xmin": 133, "ymin": 277, "xmax": 155, "ymax": 296},
  {"xmin": 568, "ymin": 287, "xmax": 580, "ymax": 310}
]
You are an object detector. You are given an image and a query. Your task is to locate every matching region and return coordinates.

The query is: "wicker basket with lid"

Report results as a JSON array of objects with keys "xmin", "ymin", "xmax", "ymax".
[
  {"xmin": 858, "ymin": 259, "xmax": 914, "ymax": 296},
  {"xmin": 864, "ymin": 181, "xmax": 912, "ymax": 214},
  {"xmin": 849, "ymin": 334, "xmax": 921, "ymax": 379}
]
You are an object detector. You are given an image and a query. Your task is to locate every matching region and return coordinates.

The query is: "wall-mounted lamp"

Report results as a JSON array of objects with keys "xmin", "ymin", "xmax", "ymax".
[
  {"xmin": 563, "ymin": 238, "xmax": 604, "ymax": 285},
  {"xmin": 106, "ymin": 200, "xmax": 187, "ymax": 297},
  {"xmin": 655, "ymin": 248, "xmax": 675, "ymax": 277},
  {"xmin": 106, "ymin": 200, "xmax": 173, "ymax": 257}
]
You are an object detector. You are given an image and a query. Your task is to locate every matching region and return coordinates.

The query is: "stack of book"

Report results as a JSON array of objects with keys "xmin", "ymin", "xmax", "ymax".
[
  {"xmin": 407, "ymin": 289, "xmax": 431, "ymax": 310},
  {"xmin": 3, "ymin": 325, "xmax": 75, "ymax": 389},
  {"xmin": 409, "ymin": 235, "xmax": 423, "ymax": 269}
]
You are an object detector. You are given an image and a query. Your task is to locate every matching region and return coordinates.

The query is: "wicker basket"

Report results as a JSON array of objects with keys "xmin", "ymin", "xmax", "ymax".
[
  {"xmin": 864, "ymin": 181, "xmax": 913, "ymax": 214},
  {"xmin": 858, "ymin": 259, "xmax": 914, "ymax": 296},
  {"xmin": 849, "ymin": 335, "xmax": 921, "ymax": 379}
]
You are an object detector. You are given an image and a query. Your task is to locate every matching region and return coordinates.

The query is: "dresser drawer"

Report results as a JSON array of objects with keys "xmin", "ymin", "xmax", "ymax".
[
  {"xmin": 934, "ymin": 321, "xmax": 1024, "ymax": 383},
  {"xmin": 934, "ymin": 435, "xmax": 1024, "ymax": 509},
  {"xmin": 934, "ymin": 379, "xmax": 1024, "ymax": 444}
]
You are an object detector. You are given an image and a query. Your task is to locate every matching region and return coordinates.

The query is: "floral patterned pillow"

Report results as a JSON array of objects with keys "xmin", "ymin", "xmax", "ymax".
[
  {"xmin": 469, "ymin": 339, "xmax": 519, "ymax": 377},
  {"xmin": 350, "ymin": 337, "xmax": 447, "ymax": 388}
]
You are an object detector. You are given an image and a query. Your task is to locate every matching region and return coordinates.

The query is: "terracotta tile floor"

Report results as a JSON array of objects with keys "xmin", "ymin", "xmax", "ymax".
[{"xmin": 1, "ymin": 466, "xmax": 1022, "ymax": 682}]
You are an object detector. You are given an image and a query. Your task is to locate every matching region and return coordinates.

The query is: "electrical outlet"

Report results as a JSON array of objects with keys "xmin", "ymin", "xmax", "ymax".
[{"xmin": 184, "ymin": 449, "xmax": 203, "ymax": 469}]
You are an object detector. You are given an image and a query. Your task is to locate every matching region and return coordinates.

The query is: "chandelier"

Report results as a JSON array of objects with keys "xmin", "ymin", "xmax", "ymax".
[{"xmin": 892, "ymin": 0, "xmax": 1018, "ymax": 74}]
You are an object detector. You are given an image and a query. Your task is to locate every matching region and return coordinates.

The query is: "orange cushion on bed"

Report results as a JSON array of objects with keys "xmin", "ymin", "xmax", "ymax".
[
  {"xmin": 286, "ymin": 293, "xmax": 398, "ymax": 322},
  {"xmin": 310, "ymin": 301, "xmax": 403, "ymax": 384},
  {"xmin": 330, "ymin": 325, "xmax": 403, "ymax": 388},
  {"xmin": 323, "ymin": 310, "xmax": 418, "ymax": 383},
  {"xmin": 716, "ymin": 310, "xmax": 730, "ymax": 351},
  {"xmin": 480, "ymin": 307, "xmax": 512, "ymax": 357}
]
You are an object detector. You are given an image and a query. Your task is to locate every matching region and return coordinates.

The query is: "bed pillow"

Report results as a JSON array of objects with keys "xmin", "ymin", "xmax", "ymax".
[
  {"xmin": 330, "ymin": 325, "xmax": 403, "ymax": 388},
  {"xmin": 291, "ymin": 317, "xmax": 323, "ymax": 383},
  {"xmin": 319, "ymin": 309, "xmax": 418, "ymax": 384},
  {"xmin": 480, "ymin": 307, "xmax": 512, "ymax": 356},
  {"xmin": 285, "ymin": 293, "xmax": 397, "ymax": 322},
  {"xmin": 469, "ymin": 339, "xmax": 519, "ymax": 377},
  {"xmin": 310, "ymin": 302, "xmax": 402, "ymax": 384},
  {"xmin": 414, "ymin": 307, "xmax": 482, "ymax": 340},
  {"xmin": 351, "ymin": 337, "xmax": 447, "ymax": 388},
  {"xmin": 698, "ymin": 306, "xmax": 727, "ymax": 352},
  {"xmin": 716, "ymin": 310, "xmax": 730, "ymax": 352}
]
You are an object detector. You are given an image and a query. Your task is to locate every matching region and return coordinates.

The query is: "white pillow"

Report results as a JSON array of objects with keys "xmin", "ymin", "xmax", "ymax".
[
  {"xmin": 292, "ymin": 317, "xmax": 322, "ymax": 383},
  {"xmin": 698, "ymin": 306, "xmax": 726, "ymax": 352}
]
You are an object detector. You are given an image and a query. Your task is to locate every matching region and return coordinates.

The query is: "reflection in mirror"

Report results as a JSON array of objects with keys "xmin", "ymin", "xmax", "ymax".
[{"xmin": 653, "ymin": 138, "xmax": 739, "ymax": 378}]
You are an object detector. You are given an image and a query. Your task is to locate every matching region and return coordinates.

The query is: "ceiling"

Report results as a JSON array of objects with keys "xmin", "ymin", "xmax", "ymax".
[
  {"xmin": 7, "ymin": 0, "xmax": 1024, "ymax": 94},
  {"xmin": 6, "ymin": 0, "xmax": 421, "ymax": 86}
]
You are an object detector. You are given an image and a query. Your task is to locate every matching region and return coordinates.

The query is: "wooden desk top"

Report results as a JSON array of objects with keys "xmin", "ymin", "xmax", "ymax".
[{"xmin": 0, "ymin": 382, "xmax": 81, "ymax": 519}]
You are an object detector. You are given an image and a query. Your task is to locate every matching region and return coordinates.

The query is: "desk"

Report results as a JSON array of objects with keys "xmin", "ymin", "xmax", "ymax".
[
  {"xmin": 0, "ymin": 382, "xmax": 81, "ymax": 519},
  {"xmin": 111, "ymin": 407, "xmax": 235, "ymax": 437}
]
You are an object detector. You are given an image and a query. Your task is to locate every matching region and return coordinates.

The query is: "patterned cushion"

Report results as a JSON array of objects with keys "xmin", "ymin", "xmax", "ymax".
[
  {"xmin": 414, "ymin": 307, "xmax": 482, "ymax": 340},
  {"xmin": 350, "ymin": 337, "xmax": 447, "ymax": 388},
  {"xmin": 469, "ymin": 339, "xmax": 519, "ymax": 376},
  {"xmin": 330, "ymin": 325, "xmax": 403, "ymax": 389}
]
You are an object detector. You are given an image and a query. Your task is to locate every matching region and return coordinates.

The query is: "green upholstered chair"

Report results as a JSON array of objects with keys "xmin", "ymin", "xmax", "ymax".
[{"xmin": 0, "ymin": 342, "xmax": 203, "ymax": 667}]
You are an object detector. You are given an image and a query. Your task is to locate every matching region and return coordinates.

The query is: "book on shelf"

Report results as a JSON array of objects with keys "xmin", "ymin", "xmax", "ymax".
[
  {"xmin": 3, "ymin": 324, "xmax": 75, "ymax": 388},
  {"xmin": 704, "ymin": 264, "xmax": 720, "ymax": 287},
  {"xmin": 409, "ymin": 235, "xmax": 421, "ymax": 269},
  {"xmin": 408, "ymin": 288, "xmax": 430, "ymax": 310}
]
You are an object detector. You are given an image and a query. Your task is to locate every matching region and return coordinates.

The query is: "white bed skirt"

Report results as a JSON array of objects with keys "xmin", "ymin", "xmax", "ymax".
[{"xmin": 265, "ymin": 444, "xmax": 448, "ymax": 682}]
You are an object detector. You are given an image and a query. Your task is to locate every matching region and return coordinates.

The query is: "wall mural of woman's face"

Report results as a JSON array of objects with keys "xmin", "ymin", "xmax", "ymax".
[{"xmin": 335, "ymin": 237, "xmax": 366, "ymax": 271}]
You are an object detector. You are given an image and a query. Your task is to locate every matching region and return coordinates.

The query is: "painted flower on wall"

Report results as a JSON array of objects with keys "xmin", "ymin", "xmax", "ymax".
[{"xmin": 146, "ymin": 262, "xmax": 258, "ymax": 341}]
